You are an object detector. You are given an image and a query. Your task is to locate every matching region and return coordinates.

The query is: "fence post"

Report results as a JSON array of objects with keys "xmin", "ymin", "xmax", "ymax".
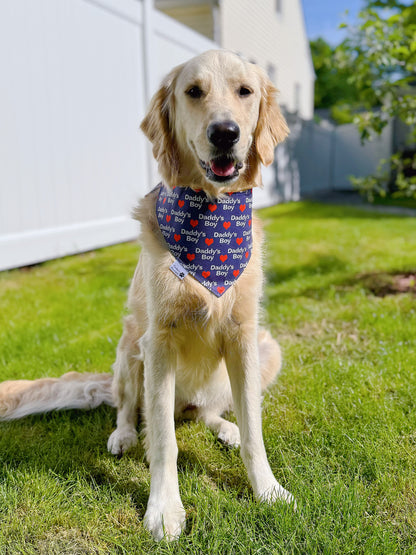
[
  {"xmin": 329, "ymin": 126, "xmax": 336, "ymax": 190},
  {"xmin": 141, "ymin": 0, "xmax": 156, "ymax": 185},
  {"xmin": 142, "ymin": 0, "xmax": 154, "ymax": 105}
]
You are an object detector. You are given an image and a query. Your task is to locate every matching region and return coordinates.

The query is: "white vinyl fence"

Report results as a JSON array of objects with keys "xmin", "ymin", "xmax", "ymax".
[
  {"xmin": 254, "ymin": 112, "xmax": 394, "ymax": 207},
  {"xmin": 0, "ymin": 0, "xmax": 215, "ymax": 271}
]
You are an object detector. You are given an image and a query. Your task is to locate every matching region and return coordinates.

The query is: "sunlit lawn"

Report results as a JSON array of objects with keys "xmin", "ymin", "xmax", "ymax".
[{"xmin": 0, "ymin": 201, "xmax": 415, "ymax": 553}]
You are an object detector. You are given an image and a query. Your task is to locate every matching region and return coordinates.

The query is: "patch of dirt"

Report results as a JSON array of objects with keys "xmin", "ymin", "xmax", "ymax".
[{"xmin": 358, "ymin": 271, "xmax": 416, "ymax": 297}]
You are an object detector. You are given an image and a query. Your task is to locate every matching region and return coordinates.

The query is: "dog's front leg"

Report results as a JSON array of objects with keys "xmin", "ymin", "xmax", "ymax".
[
  {"xmin": 225, "ymin": 324, "xmax": 295, "ymax": 506},
  {"xmin": 141, "ymin": 329, "xmax": 185, "ymax": 541}
]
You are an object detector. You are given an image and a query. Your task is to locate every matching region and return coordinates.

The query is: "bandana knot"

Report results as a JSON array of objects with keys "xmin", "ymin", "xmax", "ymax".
[{"xmin": 156, "ymin": 185, "xmax": 253, "ymax": 297}]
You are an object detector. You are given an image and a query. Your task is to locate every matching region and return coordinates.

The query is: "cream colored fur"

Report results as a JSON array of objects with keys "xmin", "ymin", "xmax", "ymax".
[
  {"xmin": 0, "ymin": 50, "xmax": 294, "ymax": 541},
  {"xmin": 0, "ymin": 372, "xmax": 114, "ymax": 420}
]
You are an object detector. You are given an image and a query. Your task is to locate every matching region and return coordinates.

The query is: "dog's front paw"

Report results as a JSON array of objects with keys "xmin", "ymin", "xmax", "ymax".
[
  {"xmin": 257, "ymin": 481, "xmax": 296, "ymax": 509},
  {"xmin": 107, "ymin": 427, "xmax": 138, "ymax": 455},
  {"xmin": 144, "ymin": 500, "xmax": 186, "ymax": 541},
  {"xmin": 218, "ymin": 421, "xmax": 240, "ymax": 447}
]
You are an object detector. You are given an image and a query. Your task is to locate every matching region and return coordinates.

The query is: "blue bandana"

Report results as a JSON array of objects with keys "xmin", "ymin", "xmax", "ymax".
[{"xmin": 156, "ymin": 185, "xmax": 253, "ymax": 297}]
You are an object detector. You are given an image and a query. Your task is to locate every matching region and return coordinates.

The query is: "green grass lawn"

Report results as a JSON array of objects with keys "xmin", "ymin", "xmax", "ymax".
[{"xmin": 0, "ymin": 202, "xmax": 415, "ymax": 554}]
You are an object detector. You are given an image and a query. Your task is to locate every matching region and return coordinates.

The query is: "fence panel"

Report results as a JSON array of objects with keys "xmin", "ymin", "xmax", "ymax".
[
  {"xmin": 296, "ymin": 121, "xmax": 333, "ymax": 193},
  {"xmin": 0, "ymin": 0, "xmax": 216, "ymax": 271},
  {"xmin": 254, "ymin": 114, "xmax": 334, "ymax": 206},
  {"xmin": 333, "ymin": 121, "xmax": 393, "ymax": 190},
  {"xmin": 0, "ymin": 0, "xmax": 149, "ymax": 270},
  {"xmin": 266, "ymin": 113, "xmax": 395, "ymax": 198}
]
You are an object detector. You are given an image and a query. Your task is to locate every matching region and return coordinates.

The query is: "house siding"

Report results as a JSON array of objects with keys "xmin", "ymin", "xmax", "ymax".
[
  {"xmin": 220, "ymin": 0, "xmax": 315, "ymax": 120},
  {"xmin": 158, "ymin": 4, "xmax": 214, "ymax": 39}
]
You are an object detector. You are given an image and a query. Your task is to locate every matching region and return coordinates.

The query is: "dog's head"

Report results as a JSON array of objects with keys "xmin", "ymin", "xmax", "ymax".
[{"xmin": 141, "ymin": 50, "xmax": 288, "ymax": 192}]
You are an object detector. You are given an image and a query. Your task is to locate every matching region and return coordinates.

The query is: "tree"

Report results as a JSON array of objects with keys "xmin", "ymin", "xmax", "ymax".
[
  {"xmin": 310, "ymin": 38, "xmax": 363, "ymax": 111},
  {"xmin": 310, "ymin": 37, "xmax": 374, "ymax": 125},
  {"xmin": 336, "ymin": 0, "xmax": 416, "ymax": 200}
]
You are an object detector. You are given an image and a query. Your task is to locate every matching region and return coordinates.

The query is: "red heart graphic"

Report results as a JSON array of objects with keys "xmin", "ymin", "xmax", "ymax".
[
  {"xmin": 163, "ymin": 197, "xmax": 166, "ymax": 204},
  {"xmin": 178, "ymin": 200, "xmax": 185, "ymax": 208},
  {"xmin": 172, "ymin": 186, "xmax": 176, "ymax": 189},
  {"xmin": 220, "ymin": 254, "xmax": 228, "ymax": 262},
  {"xmin": 248, "ymin": 219, "xmax": 252, "ymax": 227},
  {"xmin": 245, "ymin": 251, "xmax": 249, "ymax": 259},
  {"xmin": 194, "ymin": 188, "xmax": 201, "ymax": 192},
  {"xmin": 208, "ymin": 204, "xmax": 217, "ymax": 212},
  {"xmin": 236, "ymin": 237, "xmax": 243, "ymax": 245},
  {"xmin": 223, "ymin": 221, "xmax": 231, "ymax": 229},
  {"xmin": 202, "ymin": 271, "xmax": 210, "ymax": 278},
  {"xmin": 239, "ymin": 204, "xmax": 246, "ymax": 212},
  {"xmin": 217, "ymin": 286, "xmax": 225, "ymax": 295},
  {"xmin": 190, "ymin": 219, "xmax": 198, "ymax": 228},
  {"xmin": 187, "ymin": 253, "xmax": 195, "ymax": 261},
  {"xmin": 233, "ymin": 270, "xmax": 240, "ymax": 277},
  {"xmin": 166, "ymin": 215, "xmax": 171, "ymax": 222},
  {"xmin": 174, "ymin": 234, "xmax": 181, "ymax": 242},
  {"xmin": 205, "ymin": 238, "xmax": 214, "ymax": 246}
]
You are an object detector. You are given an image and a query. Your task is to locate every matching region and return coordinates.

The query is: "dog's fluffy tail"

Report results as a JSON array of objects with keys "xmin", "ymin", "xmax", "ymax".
[{"xmin": 0, "ymin": 372, "xmax": 114, "ymax": 421}]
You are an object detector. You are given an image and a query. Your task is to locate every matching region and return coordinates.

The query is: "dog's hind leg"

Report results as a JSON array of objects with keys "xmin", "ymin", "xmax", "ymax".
[
  {"xmin": 107, "ymin": 315, "xmax": 144, "ymax": 455},
  {"xmin": 258, "ymin": 328, "xmax": 282, "ymax": 391},
  {"xmin": 198, "ymin": 409, "xmax": 241, "ymax": 447},
  {"xmin": 187, "ymin": 330, "xmax": 281, "ymax": 448}
]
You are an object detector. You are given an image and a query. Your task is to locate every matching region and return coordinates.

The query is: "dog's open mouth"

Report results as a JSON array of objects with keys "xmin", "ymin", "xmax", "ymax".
[{"xmin": 200, "ymin": 156, "xmax": 243, "ymax": 183}]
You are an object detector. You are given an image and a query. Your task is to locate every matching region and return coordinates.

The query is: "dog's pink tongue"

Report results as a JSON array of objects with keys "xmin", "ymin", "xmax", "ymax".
[{"xmin": 210, "ymin": 160, "xmax": 235, "ymax": 177}]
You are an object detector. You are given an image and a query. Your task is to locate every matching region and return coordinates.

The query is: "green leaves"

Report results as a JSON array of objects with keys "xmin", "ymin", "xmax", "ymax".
[
  {"xmin": 310, "ymin": 38, "xmax": 366, "ymax": 113},
  {"xmin": 351, "ymin": 152, "xmax": 416, "ymax": 202},
  {"xmin": 335, "ymin": 1, "xmax": 416, "ymax": 199}
]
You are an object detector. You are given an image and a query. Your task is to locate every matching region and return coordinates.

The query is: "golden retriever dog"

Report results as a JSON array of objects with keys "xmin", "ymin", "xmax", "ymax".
[{"xmin": 0, "ymin": 50, "xmax": 294, "ymax": 540}]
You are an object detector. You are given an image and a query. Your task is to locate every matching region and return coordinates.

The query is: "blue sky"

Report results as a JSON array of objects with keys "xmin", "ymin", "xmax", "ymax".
[{"xmin": 302, "ymin": 0, "xmax": 365, "ymax": 45}]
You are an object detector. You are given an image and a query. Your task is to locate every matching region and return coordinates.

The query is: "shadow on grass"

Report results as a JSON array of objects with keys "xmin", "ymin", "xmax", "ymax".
[
  {"xmin": 265, "ymin": 253, "xmax": 354, "ymax": 304},
  {"xmin": 266, "ymin": 250, "xmax": 416, "ymax": 302},
  {"xmin": 0, "ymin": 407, "xmax": 146, "ymax": 515},
  {"xmin": 0, "ymin": 405, "xmax": 252, "ymax": 516},
  {"xmin": 266, "ymin": 254, "xmax": 348, "ymax": 286}
]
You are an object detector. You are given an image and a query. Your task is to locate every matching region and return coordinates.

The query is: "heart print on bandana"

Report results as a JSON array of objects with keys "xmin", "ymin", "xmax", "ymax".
[{"xmin": 156, "ymin": 185, "xmax": 253, "ymax": 297}]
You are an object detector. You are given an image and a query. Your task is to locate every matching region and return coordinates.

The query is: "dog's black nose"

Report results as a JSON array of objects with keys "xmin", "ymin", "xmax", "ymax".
[{"xmin": 207, "ymin": 120, "xmax": 240, "ymax": 150}]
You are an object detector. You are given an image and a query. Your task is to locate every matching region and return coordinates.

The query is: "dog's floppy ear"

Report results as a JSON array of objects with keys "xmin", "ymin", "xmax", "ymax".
[
  {"xmin": 254, "ymin": 70, "xmax": 289, "ymax": 166},
  {"xmin": 140, "ymin": 65, "xmax": 183, "ymax": 186}
]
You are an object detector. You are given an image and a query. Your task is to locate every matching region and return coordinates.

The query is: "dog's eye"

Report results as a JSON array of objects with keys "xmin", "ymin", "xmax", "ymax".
[
  {"xmin": 186, "ymin": 86, "xmax": 203, "ymax": 99},
  {"xmin": 238, "ymin": 86, "xmax": 253, "ymax": 97}
]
